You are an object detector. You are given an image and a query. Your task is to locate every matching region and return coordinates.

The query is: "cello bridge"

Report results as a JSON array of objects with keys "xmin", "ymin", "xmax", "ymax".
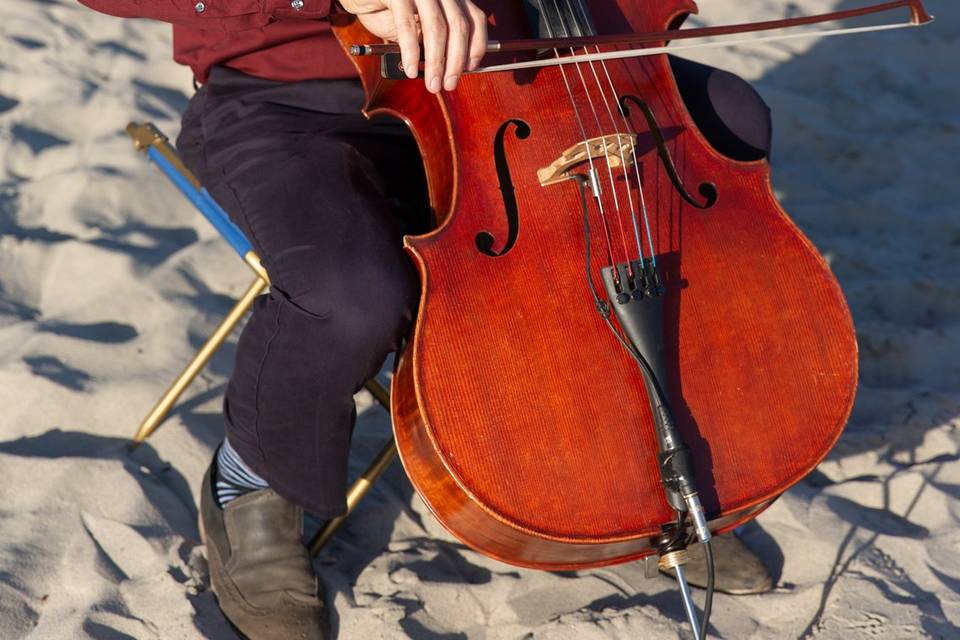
[{"xmin": 537, "ymin": 133, "xmax": 636, "ymax": 187}]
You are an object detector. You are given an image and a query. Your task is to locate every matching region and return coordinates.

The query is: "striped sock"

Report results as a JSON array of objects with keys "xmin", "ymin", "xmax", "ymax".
[{"xmin": 215, "ymin": 438, "xmax": 269, "ymax": 507}]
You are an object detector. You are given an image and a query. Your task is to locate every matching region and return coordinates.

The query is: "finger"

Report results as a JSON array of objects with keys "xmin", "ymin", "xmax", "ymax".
[
  {"xmin": 439, "ymin": 0, "xmax": 470, "ymax": 91},
  {"xmin": 465, "ymin": 2, "xmax": 487, "ymax": 71},
  {"xmin": 413, "ymin": 0, "xmax": 447, "ymax": 93},
  {"xmin": 389, "ymin": 0, "xmax": 420, "ymax": 79}
]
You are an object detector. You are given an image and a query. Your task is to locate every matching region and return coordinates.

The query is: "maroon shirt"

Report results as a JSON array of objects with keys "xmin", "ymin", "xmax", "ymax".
[{"xmin": 79, "ymin": 0, "xmax": 357, "ymax": 82}]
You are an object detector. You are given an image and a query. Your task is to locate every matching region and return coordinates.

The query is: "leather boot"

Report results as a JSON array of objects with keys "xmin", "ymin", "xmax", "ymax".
[
  {"xmin": 199, "ymin": 457, "xmax": 329, "ymax": 639},
  {"xmin": 661, "ymin": 532, "xmax": 773, "ymax": 595}
]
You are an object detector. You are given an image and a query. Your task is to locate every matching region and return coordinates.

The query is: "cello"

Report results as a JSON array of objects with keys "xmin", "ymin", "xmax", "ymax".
[{"xmin": 333, "ymin": 0, "xmax": 931, "ymax": 634}]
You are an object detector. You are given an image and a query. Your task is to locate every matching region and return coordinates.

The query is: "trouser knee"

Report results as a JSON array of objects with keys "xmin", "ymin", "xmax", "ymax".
[
  {"xmin": 670, "ymin": 56, "xmax": 773, "ymax": 161},
  {"xmin": 270, "ymin": 244, "xmax": 418, "ymax": 376}
]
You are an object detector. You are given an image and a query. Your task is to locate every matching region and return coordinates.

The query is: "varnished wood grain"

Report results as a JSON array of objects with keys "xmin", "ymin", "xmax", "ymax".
[{"xmin": 334, "ymin": 0, "xmax": 857, "ymax": 569}]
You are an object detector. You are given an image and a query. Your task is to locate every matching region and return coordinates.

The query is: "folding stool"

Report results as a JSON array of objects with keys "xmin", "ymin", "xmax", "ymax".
[{"xmin": 126, "ymin": 122, "xmax": 396, "ymax": 553}]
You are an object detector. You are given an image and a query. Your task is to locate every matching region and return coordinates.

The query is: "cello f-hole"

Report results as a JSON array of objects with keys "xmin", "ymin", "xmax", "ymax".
[
  {"xmin": 620, "ymin": 94, "xmax": 718, "ymax": 210},
  {"xmin": 476, "ymin": 118, "xmax": 531, "ymax": 257}
]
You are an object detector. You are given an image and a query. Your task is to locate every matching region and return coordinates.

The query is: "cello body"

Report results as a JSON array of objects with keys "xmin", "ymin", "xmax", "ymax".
[{"xmin": 334, "ymin": 0, "xmax": 857, "ymax": 569}]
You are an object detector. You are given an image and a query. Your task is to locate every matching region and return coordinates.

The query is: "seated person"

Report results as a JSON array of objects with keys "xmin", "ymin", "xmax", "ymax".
[{"xmin": 81, "ymin": 1, "xmax": 775, "ymax": 637}]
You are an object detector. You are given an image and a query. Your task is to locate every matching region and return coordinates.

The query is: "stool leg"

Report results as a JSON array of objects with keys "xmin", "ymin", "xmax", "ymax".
[
  {"xmin": 309, "ymin": 378, "xmax": 396, "ymax": 555},
  {"xmin": 131, "ymin": 275, "xmax": 269, "ymax": 445},
  {"xmin": 309, "ymin": 438, "xmax": 398, "ymax": 555},
  {"xmin": 362, "ymin": 377, "xmax": 391, "ymax": 410}
]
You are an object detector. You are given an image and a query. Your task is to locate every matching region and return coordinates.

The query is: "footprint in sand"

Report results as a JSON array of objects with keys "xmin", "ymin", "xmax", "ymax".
[{"xmin": 0, "ymin": 94, "xmax": 19, "ymax": 114}]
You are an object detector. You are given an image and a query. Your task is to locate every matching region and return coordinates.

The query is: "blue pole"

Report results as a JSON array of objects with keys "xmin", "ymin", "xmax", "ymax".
[{"xmin": 146, "ymin": 146, "xmax": 253, "ymax": 258}]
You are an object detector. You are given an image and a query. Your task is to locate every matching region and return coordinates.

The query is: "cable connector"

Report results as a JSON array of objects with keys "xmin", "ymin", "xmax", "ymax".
[{"xmin": 683, "ymin": 492, "xmax": 712, "ymax": 543}]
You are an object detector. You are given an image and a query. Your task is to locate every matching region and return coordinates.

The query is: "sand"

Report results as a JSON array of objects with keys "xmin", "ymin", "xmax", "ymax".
[{"xmin": 0, "ymin": 0, "xmax": 957, "ymax": 637}]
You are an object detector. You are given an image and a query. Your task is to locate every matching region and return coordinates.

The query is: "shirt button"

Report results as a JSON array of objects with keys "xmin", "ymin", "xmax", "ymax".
[
  {"xmin": 194, "ymin": 2, "xmax": 205, "ymax": 12},
  {"xmin": 291, "ymin": 0, "xmax": 304, "ymax": 10}
]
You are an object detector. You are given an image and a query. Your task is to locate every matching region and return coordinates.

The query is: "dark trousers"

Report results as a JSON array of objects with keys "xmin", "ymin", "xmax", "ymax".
[{"xmin": 177, "ymin": 59, "xmax": 771, "ymax": 517}]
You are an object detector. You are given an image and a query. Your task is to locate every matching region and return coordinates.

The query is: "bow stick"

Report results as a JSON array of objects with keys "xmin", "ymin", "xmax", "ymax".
[{"xmin": 350, "ymin": 0, "xmax": 933, "ymax": 72}]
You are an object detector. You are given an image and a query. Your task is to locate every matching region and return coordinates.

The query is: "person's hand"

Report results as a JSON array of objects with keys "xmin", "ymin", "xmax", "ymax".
[{"xmin": 338, "ymin": 0, "xmax": 487, "ymax": 93}]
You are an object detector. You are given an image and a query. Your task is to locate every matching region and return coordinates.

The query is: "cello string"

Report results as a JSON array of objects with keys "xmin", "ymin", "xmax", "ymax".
[
  {"xmin": 560, "ymin": 0, "xmax": 646, "ymax": 267},
  {"xmin": 534, "ymin": 0, "xmax": 619, "ymax": 271},
  {"xmin": 564, "ymin": 51, "xmax": 633, "ymax": 268},
  {"xmin": 565, "ymin": 0, "xmax": 659, "ymax": 267},
  {"xmin": 594, "ymin": 48, "xmax": 658, "ymax": 268},
  {"xmin": 563, "ymin": 0, "xmax": 655, "ymax": 267},
  {"xmin": 548, "ymin": 0, "xmax": 633, "ymax": 272},
  {"xmin": 581, "ymin": 47, "xmax": 646, "ymax": 266}
]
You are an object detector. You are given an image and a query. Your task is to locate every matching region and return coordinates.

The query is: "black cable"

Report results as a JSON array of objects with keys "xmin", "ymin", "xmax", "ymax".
[
  {"xmin": 572, "ymin": 175, "xmax": 609, "ymax": 319},
  {"xmin": 577, "ymin": 173, "xmax": 714, "ymax": 637},
  {"xmin": 700, "ymin": 538, "xmax": 715, "ymax": 636}
]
